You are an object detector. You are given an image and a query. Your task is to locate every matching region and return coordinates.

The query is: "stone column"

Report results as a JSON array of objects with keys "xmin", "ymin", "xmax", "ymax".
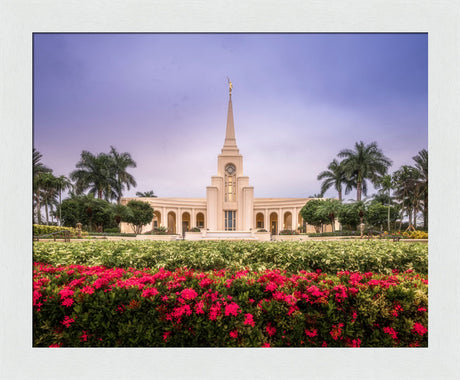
[
  {"xmin": 264, "ymin": 209, "xmax": 269, "ymax": 231},
  {"xmin": 191, "ymin": 208, "xmax": 196, "ymax": 229},
  {"xmin": 161, "ymin": 207, "xmax": 166, "ymax": 228},
  {"xmin": 177, "ymin": 208, "xmax": 182, "ymax": 235}
]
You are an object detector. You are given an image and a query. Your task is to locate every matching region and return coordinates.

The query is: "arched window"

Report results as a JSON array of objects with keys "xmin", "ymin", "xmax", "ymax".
[{"xmin": 225, "ymin": 164, "xmax": 236, "ymax": 202}]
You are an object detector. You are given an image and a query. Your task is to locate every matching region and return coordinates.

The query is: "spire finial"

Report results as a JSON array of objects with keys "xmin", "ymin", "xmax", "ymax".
[{"xmin": 227, "ymin": 76, "xmax": 233, "ymax": 95}]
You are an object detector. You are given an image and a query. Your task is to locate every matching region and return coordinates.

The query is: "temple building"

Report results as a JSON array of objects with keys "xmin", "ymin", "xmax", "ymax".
[{"xmin": 121, "ymin": 84, "xmax": 336, "ymax": 239}]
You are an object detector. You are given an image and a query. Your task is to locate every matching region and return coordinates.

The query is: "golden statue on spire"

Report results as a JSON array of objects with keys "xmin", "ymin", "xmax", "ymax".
[{"xmin": 227, "ymin": 76, "xmax": 233, "ymax": 95}]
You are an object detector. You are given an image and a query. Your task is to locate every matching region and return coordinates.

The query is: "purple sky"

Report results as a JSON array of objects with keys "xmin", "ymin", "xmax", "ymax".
[{"xmin": 33, "ymin": 33, "xmax": 427, "ymax": 199}]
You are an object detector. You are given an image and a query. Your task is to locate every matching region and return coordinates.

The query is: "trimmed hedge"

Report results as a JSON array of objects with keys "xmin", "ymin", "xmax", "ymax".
[
  {"xmin": 33, "ymin": 263, "xmax": 428, "ymax": 347},
  {"xmin": 33, "ymin": 224, "xmax": 87, "ymax": 237},
  {"xmin": 33, "ymin": 240, "xmax": 428, "ymax": 275}
]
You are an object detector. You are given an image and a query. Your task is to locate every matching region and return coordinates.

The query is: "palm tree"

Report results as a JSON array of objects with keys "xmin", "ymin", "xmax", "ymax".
[
  {"xmin": 109, "ymin": 146, "xmax": 137, "ymax": 204},
  {"xmin": 54, "ymin": 175, "xmax": 73, "ymax": 226},
  {"xmin": 338, "ymin": 141, "xmax": 392, "ymax": 201},
  {"xmin": 70, "ymin": 151, "xmax": 117, "ymax": 200},
  {"xmin": 375, "ymin": 174, "xmax": 394, "ymax": 231},
  {"xmin": 412, "ymin": 149, "xmax": 428, "ymax": 229},
  {"xmin": 393, "ymin": 165, "xmax": 420, "ymax": 231},
  {"xmin": 33, "ymin": 148, "xmax": 52, "ymax": 224},
  {"xmin": 38, "ymin": 172, "xmax": 58, "ymax": 225},
  {"xmin": 136, "ymin": 190, "xmax": 157, "ymax": 197},
  {"xmin": 316, "ymin": 199, "xmax": 342, "ymax": 232},
  {"xmin": 317, "ymin": 159, "xmax": 355, "ymax": 201}
]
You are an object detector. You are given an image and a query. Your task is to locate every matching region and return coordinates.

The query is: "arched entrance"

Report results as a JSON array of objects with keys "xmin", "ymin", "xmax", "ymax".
[
  {"xmin": 182, "ymin": 212, "xmax": 191, "ymax": 232},
  {"xmin": 270, "ymin": 212, "xmax": 278, "ymax": 235},
  {"xmin": 196, "ymin": 212, "xmax": 205, "ymax": 228},
  {"xmin": 256, "ymin": 212, "xmax": 264, "ymax": 229},
  {"xmin": 284, "ymin": 211, "xmax": 292, "ymax": 231},
  {"xmin": 167, "ymin": 211, "xmax": 176, "ymax": 234},
  {"xmin": 152, "ymin": 211, "xmax": 161, "ymax": 230}
]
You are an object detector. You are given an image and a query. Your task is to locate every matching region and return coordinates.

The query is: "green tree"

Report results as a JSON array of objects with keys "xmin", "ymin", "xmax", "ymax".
[
  {"xmin": 136, "ymin": 190, "xmax": 157, "ymax": 197},
  {"xmin": 393, "ymin": 165, "xmax": 420, "ymax": 231},
  {"xmin": 317, "ymin": 159, "xmax": 354, "ymax": 201},
  {"xmin": 338, "ymin": 201, "xmax": 366, "ymax": 231},
  {"xmin": 412, "ymin": 149, "xmax": 428, "ymax": 229},
  {"xmin": 338, "ymin": 141, "xmax": 392, "ymax": 201},
  {"xmin": 109, "ymin": 146, "xmax": 137, "ymax": 204},
  {"xmin": 375, "ymin": 174, "xmax": 394, "ymax": 231},
  {"xmin": 315, "ymin": 199, "xmax": 342, "ymax": 232},
  {"xmin": 33, "ymin": 148, "xmax": 52, "ymax": 224},
  {"xmin": 38, "ymin": 172, "xmax": 59, "ymax": 225},
  {"xmin": 54, "ymin": 175, "xmax": 73, "ymax": 226},
  {"xmin": 58, "ymin": 194, "xmax": 115, "ymax": 231},
  {"xmin": 365, "ymin": 201, "xmax": 399, "ymax": 231},
  {"xmin": 70, "ymin": 151, "xmax": 117, "ymax": 200},
  {"xmin": 122, "ymin": 200, "xmax": 154, "ymax": 234},
  {"xmin": 300, "ymin": 200, "xmax": 326, "ymax": 233},
  {"xmin": 111, "ymin": 203, "xmax": 129, "ymax": 227}
]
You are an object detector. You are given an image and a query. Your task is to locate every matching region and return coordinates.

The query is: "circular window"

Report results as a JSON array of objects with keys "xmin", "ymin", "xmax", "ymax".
[{"xmin": 225, "ymin": 164, "xmax": 236, "ymax": 175}]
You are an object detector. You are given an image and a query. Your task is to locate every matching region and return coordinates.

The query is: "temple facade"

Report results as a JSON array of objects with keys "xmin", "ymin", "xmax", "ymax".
[{"xmin": 121, "ymin": 87, "xmax": 335, "ymax": 238}]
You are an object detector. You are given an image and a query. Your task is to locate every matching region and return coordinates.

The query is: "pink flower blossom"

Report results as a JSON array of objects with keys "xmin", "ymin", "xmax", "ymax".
[
  {"xmin": 417, "ymin": 307, "xmax": 427, "ymax": 313},
  {"xmin": 80, "ymin": 286, "xmax": 95, "ymax": 295},
  {"xmin": 59, "ymin": 287, "xmax": 74, "ymax": 300},
  {"xmin": 383, "ymin": 326, "xmax": 398, "ymax": 340},
  {"xmin": 180, "ymin": 288, "xmax": 198, "ymax": 300},
  {"xmin": 80, "ymin": 331, "xmax": 89, "ymax": 342},
  {"xmin": 244, "ymin": 313, "xmax": 255, "ymax": 327},
  {"xmin": 141, "ymin": 287, "xmax": 159, "ymax": 298},
  {"xmin": 61, "ymin": 316, "xmax": 75, "ymax": 328},
  {"xmin": 224, "ymin": 302, "xmax": 241, "ymax": 317},
  {"xmin": 412, "ymin": 322, "xmax": 428, "ymax": 336},
  {"xmin": 330, "ymin": 323, "xmax": 344, "ymax": 341},
  {"xmin": 262, "ymin": 342, "xmax": 271, "ymax": 347},
  {"xmin": 229, "ymin": 329, "xmax": 238, "ymax": 339},
  {"xmin": 209, "ymin": 302, "xmax": 221, "ymax": 321},
  {"xmin": 163, "ymin": 331, "xmax": 171, "ymax": 342},
  {"xmin": 266, "ymin": 323, "xmax": 276, "ymax": 337},
  {"xmin": 61, "ymin": 298, "xmax": 74, "ymax": 308},
  {"xmin": 194, "ymin": 300, "xmax": 205, "ymax": 315},
  {"xmin": 305, "ymin": 328, "xmax": 317, "ymax": 338}
]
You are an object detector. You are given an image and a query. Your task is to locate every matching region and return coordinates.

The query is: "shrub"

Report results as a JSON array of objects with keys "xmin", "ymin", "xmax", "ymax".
[
  {"xmin": 33, "ymin": 263, "xmax": 428, "ymax": 347},
  {"xmin": 33, "ymin": 240, "xmax": 428, "ymax": 275},
  {"xmin": 33, "ymin": 224, "xmax": 88, "ymax": 237},
  {"xmin": 402, "ymin": 231, "xmax": 428, "ymax": 239},
  {"xmin": 279, "ymin": 229, "xmax": 299, "ymax": 235}
]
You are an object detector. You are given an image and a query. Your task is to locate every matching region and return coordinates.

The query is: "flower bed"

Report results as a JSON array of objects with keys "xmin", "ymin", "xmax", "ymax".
[
  {"xmin": 33, "ymin": 240, "xmax": 428, "ymax": 275},
  {"xmin": 34, "ymin": 263, "xmax": 428, "ymax": 347}
]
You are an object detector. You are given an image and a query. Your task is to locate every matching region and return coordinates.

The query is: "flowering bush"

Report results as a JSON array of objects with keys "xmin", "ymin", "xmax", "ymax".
[
  {"xmin": 402, "ymin": 231, "xmax": 428, "ymax": 239},
  {"xmin": 33, "ymin": 240, "xmax": 428, "ymax": 275},
  {"xmin": 33, "ymin": 224, "xmax": 87, "ymax": 237},
  {"xmin": 34, "ymin": 263, "xmax": 428, "ymax": 347}
]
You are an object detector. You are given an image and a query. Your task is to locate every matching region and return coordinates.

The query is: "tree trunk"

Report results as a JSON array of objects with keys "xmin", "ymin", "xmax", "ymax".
[
  {"xmin": 44, "ymin": 196, "xmax": 49, "ymax": 225},
  {"xmin": 356, "ymin": 182, "xmax": 362, "ymax": 201},
  {"xmin": 423, "ymin": 194, "xmax": 428, "ymax": 230},
  {"xmin": 36, "ymin": 192, "xmax": 41, "ymax": 224},
  {"xmin": 338, "ymin": 190, "xmax": 342, "ymax": 202},
  {"xmin": 98, "ymin": 188, "xmax": 103, "ymax": 199}
]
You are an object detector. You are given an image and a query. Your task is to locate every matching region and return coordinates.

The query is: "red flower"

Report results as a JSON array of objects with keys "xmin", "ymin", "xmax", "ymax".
[
  {"xmin": 224, "ymin": 302, "xmax": 241, "ymax": 317},
  {"xmin": 262, "ymin": 342, "xmax": 271, "ymax": 347},
  {"xmin": 383, "ymin": 326, "xmax": 398, "ymax": 340},
  {"xmin": 61, "ymin": 298, "xmax": 74, "ymax": 308},
  {"xmin": 305, "ymin": 328, "xmax": 317, "ymax": 338},
  {"xmin": 80, "ymin": 286, "xmax": 95, "ymax": 295},
  {"xmin": 49, "ymin": 343, "xmax": 62, "ymax": 347},
  {"xmin": 244, "ymin": 313, "xmax": 255, "ymax": 327},
  {"xmin": 412, "ymin": 322, "xmax": 428, "ymax": 336},
  {"xmin": 61, "ymin": 316, "xmax": 75, "ymax": 328},
  {"xmin": 229, "ymin": 330, "xmax": 238, "ymax": 339},
  {"xmin": 163, "ymin": 331, "xmax": 171, "ymax": 342},
  {"xmin": 194, "ymin": 300, "xmax": 205, "ymax": 315},
  {"xmin": 80, "ymin": 331, "xmax": 89, "ymax": 342},
  {"xmin": 330, "ymin": 323, "xmax": 344, "ymax": 341},
  {"xmin": 266, "ymin": 323, "xmax": 276, "ymax": 337},
  {"xmin": 141, "ymin": 287, "xmax": 159, "ymax": 298},
  {"xmin": 180, "ymin": 288, "xmax": 198, "ymax": 300}
]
